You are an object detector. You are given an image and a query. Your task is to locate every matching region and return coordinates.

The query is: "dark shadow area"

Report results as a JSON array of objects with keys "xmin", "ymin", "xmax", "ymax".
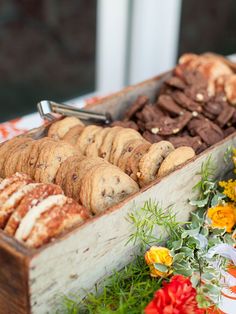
[
  {"xmin": 0, "ymin": 0, "xmax": 96, "ymax": 122},
  {"xmin": 178, "ymin": 0, "xmax": 236, "ymax": 57}
]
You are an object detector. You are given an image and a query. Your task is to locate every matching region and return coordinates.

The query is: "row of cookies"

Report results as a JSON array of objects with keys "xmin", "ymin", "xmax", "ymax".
[
  {"xmin": 48, "ymin": 117, "xmax": 196, "ymax": 187},
  {"xmin": 0, "ymin": 136, "xmax": 77, "ymax": 182},
  {"xmin": 0, "ymin": 173, "xmax": 90, "ymax": 248},
  {"xmin": 55, "ymin": 155, "xmax": 139, "ymax": 214},
  {"xmin": 0, "ymin": 136, "xmax": 139, "ymax": 213}
]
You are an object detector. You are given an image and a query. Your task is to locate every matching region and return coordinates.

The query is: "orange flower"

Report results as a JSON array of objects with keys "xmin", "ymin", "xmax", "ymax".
[
  {"xmin": 145, "ymin": 275, "xmax": 205, "ymax": 314},
  {"xmin": 207, "ymin": 203, "xmax": 236, "ymax": 233},
  {"xmin": 145, "ymin": 246, "xmax": 173, "ymax": 278}
]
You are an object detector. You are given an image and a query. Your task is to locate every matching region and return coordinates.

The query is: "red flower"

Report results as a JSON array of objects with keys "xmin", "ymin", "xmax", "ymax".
[{"xmin": 145, "ymin": 275, "xmax": 205, "ymax": 314}]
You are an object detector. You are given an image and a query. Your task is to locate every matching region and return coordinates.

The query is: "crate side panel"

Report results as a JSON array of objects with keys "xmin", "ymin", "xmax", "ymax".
[{"xmin": 0, "ymin": 235, "xmax": 30, "ymax": 314}]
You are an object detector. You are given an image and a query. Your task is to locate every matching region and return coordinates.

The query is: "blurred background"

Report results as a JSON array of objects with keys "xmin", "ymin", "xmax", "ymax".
[{"xmin": 0, "ymin": 0, "xmax": 236, "ymax": 122}]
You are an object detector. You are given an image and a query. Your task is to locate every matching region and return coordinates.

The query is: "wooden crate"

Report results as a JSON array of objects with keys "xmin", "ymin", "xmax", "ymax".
[{"xmin": 0, "ymin": 72, "xmax": 235, "ymax": 314}]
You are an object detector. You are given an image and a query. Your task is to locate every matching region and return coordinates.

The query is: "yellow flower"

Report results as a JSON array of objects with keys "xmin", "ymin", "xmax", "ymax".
[
  {"xmin": 232, "ymin": 149, "xmax": 236, "ymax": 166},
  {"xmin": 207, "ymin": 203, "xmax": 236, "ymax": 233},
  {"xmin": 219, "ymin": 180, "xmax": 236, "ymax": 202},
  {"xmin": 145, "ymin": 246, "xmax": 173, "ymax": 277}
]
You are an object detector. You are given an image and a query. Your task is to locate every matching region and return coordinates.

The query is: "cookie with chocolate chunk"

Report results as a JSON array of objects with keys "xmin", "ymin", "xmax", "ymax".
[
  {"xmin": 76, "ymin": 125, "xmax": 102, "ymax": 155},
  {"xmin": 86, "ymin": 128, "xmax": 111, "ymax": 158},
  {"xmin": 62, "ymin": 125, "xmax": 85, "ymax": 146},
  {"xmin": 125, "ymin": 142, "xmax": 151, "ymax": 181},
  {"xmin": 109, "ymin": 128, "xmax": 143, "ymax": 165},
  {"xmin": 64, "ymin": 157, "xmax": 107, "ymax": 201},
  {"xmin": 26, "ymin": 138, "xmax": 56, "ymax": 179},
  {"xmin": 4, "ymin": 138, "xmax": 33, "ymax": 177},
  {"xmin": 138, "ymin": 141, "xmax": 174, "ymax": 187},
  {"xmin": 80, "ymin": 164, "xmax": 139, "ymax": 214},
  {"xmin": 117, "ymin": 139, "xmax": 146, "ymax": 171},
  {"xmin": 0, "ymin": 137, "xmax": 31, "ymax": 178},
  {"xmin": 99, "ymin": 126, "xmax": 122, "ymax": 160},
  {"xmin": 55, "ymin": 155, "xmax": 85, "ymax": 190},
  {"xmin": 34, "ymin": 141, "xmax": 76, "ymax": 183},
  {"xmin": 48, "ymin": 117, "xmax": 84, "ymax": 140}
]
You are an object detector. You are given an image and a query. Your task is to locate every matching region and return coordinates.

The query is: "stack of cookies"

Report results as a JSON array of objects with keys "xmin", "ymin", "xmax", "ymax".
[
  {"xmin": 55, "ymin": 156, "xmax": 139, "ymax": 214},
  {"xmin": 0, "ymin": 173, "xmax": 90, "ymax": 248},
  {"xmin": 49, "ymin": 117, "xmax": 195, "ymax": 187},
  {"xmin": 0, "ymin": 136, "xmax": 77, "ymax": 183},
  {"xmin": 0, "ymin": 136, "xmax": 140, "ymax": 213}
]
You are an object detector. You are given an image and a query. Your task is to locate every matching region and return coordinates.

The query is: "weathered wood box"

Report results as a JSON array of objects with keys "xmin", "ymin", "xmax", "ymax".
[{"xmin": 0, "ymin": 72, "xmax": 235, "ymax": 314}]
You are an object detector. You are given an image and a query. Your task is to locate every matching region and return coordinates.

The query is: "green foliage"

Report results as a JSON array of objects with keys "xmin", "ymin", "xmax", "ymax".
[
  {"xmin": 127, "ymin": 200, "xmax": 181, "ymax": 251},
  {"xmin": 56, "ymin": 257, "xmax": 162, "ymax": 314}
]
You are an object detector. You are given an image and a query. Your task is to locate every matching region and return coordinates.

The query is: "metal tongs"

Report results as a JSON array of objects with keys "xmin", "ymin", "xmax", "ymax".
[{"xmin": 37, "ymin": 100, "xmax": 112, "ymax": 125}]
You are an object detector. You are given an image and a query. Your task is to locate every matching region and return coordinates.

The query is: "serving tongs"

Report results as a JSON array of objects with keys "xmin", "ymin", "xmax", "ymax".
[{"xmin": 37, "ymin": 100, "xmax": 112, "ymax": 125}]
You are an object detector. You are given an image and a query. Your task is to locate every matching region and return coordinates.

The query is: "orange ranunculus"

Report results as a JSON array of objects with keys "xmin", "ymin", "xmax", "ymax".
[
  {"xmin": 145, "ymin": 275, "xmax": 205, "ymax": 314},
  {"xmin": 207, "ymin": 203, "xmax": 236, "ymax": 233},
  {"xmin": 145, "ymin": 246, "xmax": 173, "ymax": 278}
]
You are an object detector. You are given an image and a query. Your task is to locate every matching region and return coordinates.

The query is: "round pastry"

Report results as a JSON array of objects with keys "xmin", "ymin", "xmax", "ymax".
[
  {"xmin": 98, "ymin": 126, "xmax": 122, "ymax": 160},
  {"xmin": 109, "ymin": 128, "xmax": 143, "ymax": 166},
  {"xmin": 62, "ymin": 125, "xmax": 85, "ymax": 146},
  {"xmin": 138, "ymin": 141, "xmax": 174, "ymax": 187},
  {"xmin": 48, "ymin": 117, "xmax": 84, "ymax": 140},
  {"xmin": 157, "ymin": 146, "xmax": 195, "ymax": 177},
  {"xmin": 34, "ymin": 141, "xmax": 76, "ymax": 183},
  {"xmin": 76, "ymin": 125, "xmax": 102, "ymax": 155},
  {"xmin": 80, "ymin": 164, "xmax": 139, "ymax": 214}
]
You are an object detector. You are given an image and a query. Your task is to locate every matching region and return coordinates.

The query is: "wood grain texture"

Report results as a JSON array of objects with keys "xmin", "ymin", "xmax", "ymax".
[
  {"xmin": 0, "ymin": 232, "xmax": 33, "ymax": 314},
  {"xmin": 28, "ymin": 134, "xmax": 236, "ymax": 313}
]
